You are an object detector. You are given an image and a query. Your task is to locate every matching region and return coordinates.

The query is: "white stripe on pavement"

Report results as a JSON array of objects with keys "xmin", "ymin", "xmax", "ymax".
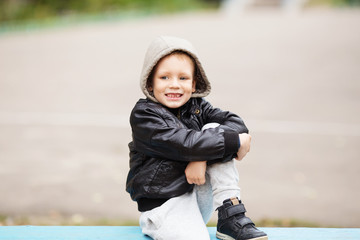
[{"xmin": 0, "ymin": 112, "xmax": 359, "ymax": 136}]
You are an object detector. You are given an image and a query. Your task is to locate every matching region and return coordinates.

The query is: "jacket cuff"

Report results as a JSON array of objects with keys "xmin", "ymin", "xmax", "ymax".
[{"xmin": 223, "ymin": 130, "xmax": 240, "ymax": 156}]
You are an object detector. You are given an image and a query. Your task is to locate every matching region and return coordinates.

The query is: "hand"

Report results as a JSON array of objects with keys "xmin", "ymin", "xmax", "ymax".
[
  {"xmin": 185, "ymin": 161, "xmax": 207, "ymax": 185},
  {"xmin": 235, "ymin": 133, "xmax": 251, "ymax": 161}
]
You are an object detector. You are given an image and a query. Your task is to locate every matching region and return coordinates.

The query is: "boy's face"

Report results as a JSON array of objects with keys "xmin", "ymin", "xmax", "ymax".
[{"xmin": 150, "ymin": 53, "xmax": 196, "ymax": 109}]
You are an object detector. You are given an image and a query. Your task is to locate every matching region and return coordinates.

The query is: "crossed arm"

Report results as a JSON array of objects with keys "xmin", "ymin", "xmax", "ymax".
[{"xmin": 185, "ymin": 133, "xmax": 252, "ymax": 185}]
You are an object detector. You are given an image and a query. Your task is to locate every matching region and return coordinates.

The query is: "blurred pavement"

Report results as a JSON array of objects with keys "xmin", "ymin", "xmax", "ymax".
[{"xmin": 0, "ymin": 8, "xmax": 360, "ymax": 227}]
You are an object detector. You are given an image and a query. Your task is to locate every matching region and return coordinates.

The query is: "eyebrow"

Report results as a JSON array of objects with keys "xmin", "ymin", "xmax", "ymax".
[{"xmin": 157, "ymin": 71, "xmax": 192, "ymax": 76}]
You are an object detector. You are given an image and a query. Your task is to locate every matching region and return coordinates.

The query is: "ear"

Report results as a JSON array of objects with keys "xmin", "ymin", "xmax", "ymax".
[
  {"xmin": 146, "ymin": 78, "xmax": 153, "ymax": 92},
  {"xmin": 192, "ymin": 79, "xmax": 196, "ymax": 93}
]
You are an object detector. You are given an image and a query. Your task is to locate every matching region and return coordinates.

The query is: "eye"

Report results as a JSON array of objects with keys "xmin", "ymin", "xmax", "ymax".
[
  {"xmin": 180, "ymin": 76, "xmax": 189, "ymax": 80},
  {"xmin": 160, "ymin": 76, "xmax": 169, "ymax": 80}
]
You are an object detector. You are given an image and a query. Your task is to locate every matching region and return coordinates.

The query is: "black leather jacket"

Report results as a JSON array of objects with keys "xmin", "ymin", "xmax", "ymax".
[{"xmin": 126, "ymin": 98, "xmax": 248, "ymax": 211}]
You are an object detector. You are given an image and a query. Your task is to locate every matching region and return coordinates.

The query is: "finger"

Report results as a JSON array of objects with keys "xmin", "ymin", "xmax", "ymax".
[
  {"xmin": 186, "ymin": 177, "xmax": 194, "ymax": 185},
  {"xmin": 195, "ymin": 177, "xmax": 201, "ymax": 185}
]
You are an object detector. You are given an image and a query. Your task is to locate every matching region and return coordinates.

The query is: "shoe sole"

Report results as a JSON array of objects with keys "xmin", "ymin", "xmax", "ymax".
[{"xmin": 216, "ymin": 231, "xmax": 268, "ymax": 240}]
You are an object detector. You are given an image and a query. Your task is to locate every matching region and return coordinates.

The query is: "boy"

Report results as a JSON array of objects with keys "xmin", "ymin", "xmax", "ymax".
[{"xmin": 126, "ymin": 36, "xmax": 267, "ymax": 240}]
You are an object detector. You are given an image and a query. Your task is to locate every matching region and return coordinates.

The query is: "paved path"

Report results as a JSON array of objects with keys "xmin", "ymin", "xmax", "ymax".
[{"xmin": 0, "ymin": 8, "xmax": 359, "ymax": 227}]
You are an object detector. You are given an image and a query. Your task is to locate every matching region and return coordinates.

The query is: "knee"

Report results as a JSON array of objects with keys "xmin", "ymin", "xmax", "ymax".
[{"xmin": 202, "ymin": 123, "xmax": 220, "ymax": 131}]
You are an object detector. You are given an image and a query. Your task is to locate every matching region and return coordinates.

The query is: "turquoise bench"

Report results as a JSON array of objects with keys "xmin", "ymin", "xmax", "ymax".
[{"xmin": 0, "ymin": 226, "xmax": 359, "ymax": 239}]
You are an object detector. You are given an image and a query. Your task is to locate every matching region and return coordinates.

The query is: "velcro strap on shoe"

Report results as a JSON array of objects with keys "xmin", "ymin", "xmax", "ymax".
[
  {"xmin": 236, "ymin": 217, "xmax": 254, "ymax": 228},
  {"xmin": 219, "ymin": 203, "xmax": 246, "ymax": 219}
]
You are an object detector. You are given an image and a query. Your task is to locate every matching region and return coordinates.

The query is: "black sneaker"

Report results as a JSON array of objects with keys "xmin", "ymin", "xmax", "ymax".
[{"xmin": 216, "ymin": 197, "xmax": 268, "ymax": 240}]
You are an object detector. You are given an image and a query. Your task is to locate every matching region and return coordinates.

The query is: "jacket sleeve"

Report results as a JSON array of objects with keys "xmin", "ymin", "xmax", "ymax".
[
  {"xmin": 200, "ymin": 99, "xmax": 249, "ymax": 134},
  {"xmin": 130, "ymin": 103, "xmax": 237, "ymax": 162}
]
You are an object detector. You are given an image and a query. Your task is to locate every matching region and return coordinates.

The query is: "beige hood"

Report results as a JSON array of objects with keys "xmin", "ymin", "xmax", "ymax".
[{"xmin": 140, "ymin": 36, "xmax": 211, "ymax": 102}]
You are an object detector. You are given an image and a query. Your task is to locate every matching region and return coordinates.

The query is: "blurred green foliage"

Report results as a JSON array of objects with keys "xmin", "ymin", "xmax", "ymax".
[
  {"xmin": 1, "ymin": 0, "xmax": 359, "ymax": 25},
  {"xmin": 0, "ymin": 0, "xmax": 217, "ymax": 24},
  {"xmin": 309, "ymin": 0, "xmax": 360, "ymax": 6}
]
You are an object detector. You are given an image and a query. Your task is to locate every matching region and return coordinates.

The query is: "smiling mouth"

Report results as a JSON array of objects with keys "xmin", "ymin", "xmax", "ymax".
[{"xmin": 165, "ymin": 93, "xmax": 183, "ymax": 98}]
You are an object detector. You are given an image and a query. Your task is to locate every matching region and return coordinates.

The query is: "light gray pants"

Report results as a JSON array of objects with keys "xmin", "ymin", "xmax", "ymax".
[
  {"xmin": 140, "ymin": 160, "xmax": 241, "ymax": 240},
  {"xmin": 140, "ymin": 124, "xmax": 241, "ymax": 240}
]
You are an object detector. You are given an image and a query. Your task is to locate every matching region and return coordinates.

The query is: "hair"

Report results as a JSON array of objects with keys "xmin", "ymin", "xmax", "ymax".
[{"xmin": 146, "ymin": 50, "xmax": 203, "ymax": 93}]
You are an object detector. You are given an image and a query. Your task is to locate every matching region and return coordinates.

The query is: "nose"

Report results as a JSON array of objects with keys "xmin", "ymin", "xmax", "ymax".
[{"xmin": 169, "ymin": 78, "xmax": 180, "ymax": 88}]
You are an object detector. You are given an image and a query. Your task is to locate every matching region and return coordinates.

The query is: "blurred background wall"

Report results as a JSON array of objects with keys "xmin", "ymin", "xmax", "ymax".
[{"xmin": 0, "ymin": 0, "xmax": 359, "ymax": 227}]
